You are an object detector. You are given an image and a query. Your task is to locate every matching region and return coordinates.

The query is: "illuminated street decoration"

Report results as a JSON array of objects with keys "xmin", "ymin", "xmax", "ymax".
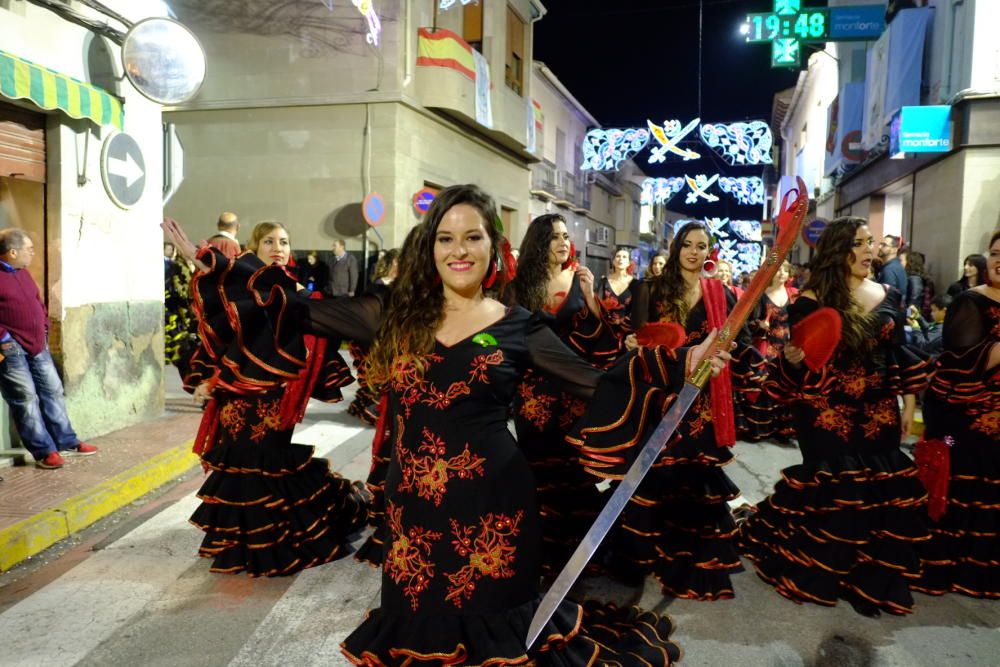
[
  {"xmin": 703, "ymin": 217, "xmax": 764, "ymax": 277},
  {"xmin": 351, "ymin": 0, "xmax": 382, "ymax": 46},
  {"xmin": 581, "ymin": 127, "xmax": 650, "ymax": 171},
  {"xmin": 647, "ymin": 118, "xmax": 701, "ymax": 163},
  {"xmin": 640, "ymin": 177, "xmax": 686, "ymax": 205},
  {"xmin": 684, "ymin": 174, "xmax": 720, "ymax": 204},
  {"xmin": 700, "ymin": 121, "xmax": 774, "ymax": 165},
  {"xmin": 718, "ymin": 176, "xmax": 765, "ymax": 205},
  {"xmin": 439, "ymin": 0, "xmax": 478, "ymax": 9},
  {"xmin": 744, "ymin": 0, "xmax": 886, "ymax": 68}
]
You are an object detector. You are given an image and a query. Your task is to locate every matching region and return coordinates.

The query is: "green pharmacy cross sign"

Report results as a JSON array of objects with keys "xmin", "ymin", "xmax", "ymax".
[{"xmin": 745, "ymin": 0, "xmax": 886, "ymax": 68}]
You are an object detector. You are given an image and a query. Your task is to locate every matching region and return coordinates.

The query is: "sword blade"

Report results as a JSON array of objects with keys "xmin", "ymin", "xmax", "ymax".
[{"xmin": 525, "ymin": 381, "xmax": 703, "ymax": 649}]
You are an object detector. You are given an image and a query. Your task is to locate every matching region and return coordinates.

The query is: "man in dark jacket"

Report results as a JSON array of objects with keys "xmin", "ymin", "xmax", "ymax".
[
  {"xmin": 327, "ymin": 239, "xmax": 358, "ymax": 297},
  {"xmin": 0, "ymin": 229, "xmax": 97, "ymax": 469},
  {"xmin": 877, "ymin": 235, "xmax": 907, "ymax": 306}
]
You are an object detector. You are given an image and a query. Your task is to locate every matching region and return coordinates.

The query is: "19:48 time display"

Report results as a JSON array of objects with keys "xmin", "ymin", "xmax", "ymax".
[{"xmin": 745, "ymin": 11, "xmax": 828, "ymax": 42}]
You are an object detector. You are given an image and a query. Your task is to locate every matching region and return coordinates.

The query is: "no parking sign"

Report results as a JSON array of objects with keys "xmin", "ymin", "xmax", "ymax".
[
  {"xmin": 802, "ymin": 218, "xmax": 828, "ymax": 247},
  {"xmin": 412, "ymin": 188, "xmax": 436, "ymax": 215},
  {"xmin": 362, "ymin": 192, "xmax": 386, "ymax": 227}
]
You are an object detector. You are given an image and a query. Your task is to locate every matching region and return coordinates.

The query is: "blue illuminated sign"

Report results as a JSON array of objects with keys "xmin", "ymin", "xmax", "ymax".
[{"xmin": 889, "ymin": 106, "xmax": 952, "ymax": 158}]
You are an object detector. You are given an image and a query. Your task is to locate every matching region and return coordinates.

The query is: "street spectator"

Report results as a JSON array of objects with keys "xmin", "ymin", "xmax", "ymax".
[
  {"xmin": 900, "ymin": 248, "xmax": 934, "ymax": 317},
  {"xmin": 372, "ymin": 248, "xmax": 399, "ymax": 285},
  {"xmin": 327, "ymin": 238, "xmax": 358, "ymax": 297},
  {"xmin": 297, "ymin": 251, "xmax": 330, "ymax": 295},
  {"xmin": 0, "ymin": 228, "xmax": 97, "ymax": 469},
  {"xmin": 907, "ymin": 294, "xmax": 951, "ymax": 357},
  {"xmin": 947, "ymin": 253, "xmax": 987, "ymax": 296},
  {"xmin": 206, "ymin": 212, "xmax": 241, "ymax": 259},
  {"xmin": 877, "ymin": 235, "xmax": 907, "ymax": 301}
]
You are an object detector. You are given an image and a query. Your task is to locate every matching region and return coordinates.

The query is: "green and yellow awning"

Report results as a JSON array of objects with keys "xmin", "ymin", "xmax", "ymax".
[{"xmin": 0, "ymin": 49, "xmax": 123, "ymax": 130}]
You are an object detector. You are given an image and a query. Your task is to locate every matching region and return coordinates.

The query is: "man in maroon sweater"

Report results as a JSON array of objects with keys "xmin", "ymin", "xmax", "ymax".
[{"xmin": 0, "ymin": 229, "xmax": 97, "ymax": 469}]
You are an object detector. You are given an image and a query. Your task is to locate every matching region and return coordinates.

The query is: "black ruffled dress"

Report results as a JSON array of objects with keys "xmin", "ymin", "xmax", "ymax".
[
  {"xmin": 589, "ymin": 280, "xmax": 760, "ymax": 600},
  {"xmin": 511, "ymin": 275, "xmax": 621, "ymax": 577},
  {"xmin": 294, "ymin": 293, "xmax": 684, "ymax": 665},
  {"xmin": 740, "ymin": 290, "xmax": 934, "ymax": 614},
  {"xmin": 915, "ymin": 290, "xmax": 1000, "ymax": 599},
  {"xmin": 184, "ymin": 249, "xmax": 369, "ymax": 577}
]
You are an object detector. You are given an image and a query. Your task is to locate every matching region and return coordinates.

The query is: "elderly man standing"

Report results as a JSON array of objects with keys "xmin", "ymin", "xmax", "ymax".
[
  {"xmin": 327, "ymin": 238, "xmax": 358, "ymax": 297},
  {"xmin": 207, "ymin": 211, "xmax": 241, "ymax": 258},
  {"xmin": 0, "ymin": 229, "xmax": 96, "ymax": 469}
]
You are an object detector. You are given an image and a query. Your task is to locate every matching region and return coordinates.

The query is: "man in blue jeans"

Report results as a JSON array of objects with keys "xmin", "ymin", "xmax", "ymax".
[{"xmin": 0, "ymin": 229, "xmax": 96, "ymax": 469}]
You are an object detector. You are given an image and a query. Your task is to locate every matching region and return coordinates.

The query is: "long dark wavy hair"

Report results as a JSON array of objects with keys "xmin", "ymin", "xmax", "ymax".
[
  {"xmin": 649, "ymin": 221, "xmax": 711, "ymax": 325},
  {"xmin": 366, "ymin": 184, "xmax": 502, "ymax": 387},
  {"xmin": 960, "ymin": 253, "xmax": 988, "ymax": 289},
  {"xmin": 901, "ymin": 249, "xmax": 929, "ymax": 280},
  {"xmin": 803, "ymin": 216, "xmax": 878, "ymax": 353},
  {"xmin": 507, "ymin": 213, "xmax": 566, "ymax": 313}
]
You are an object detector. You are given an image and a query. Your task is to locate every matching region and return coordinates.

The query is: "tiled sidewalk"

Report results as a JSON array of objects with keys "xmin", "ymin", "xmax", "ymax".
[{"xmin": 0, "ymin": 393, "xmax": 203, "ymax": 572}]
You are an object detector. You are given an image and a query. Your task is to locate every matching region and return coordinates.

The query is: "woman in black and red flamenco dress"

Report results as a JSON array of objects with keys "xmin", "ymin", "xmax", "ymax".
[
  {"xmin": 740, "ymin": 217, "xmax": 934, "ymax": 616},
  {"xmin": 164, "ymin": 187, "xmax": 732, "ymax": 664},
  {"xmin": 181, "ymin": 222, "xmax": 370, "ymax": 577},
  {"xmin": 596, "ymin": 246, "xmax": 639, "ymax": 341},
  {"xmin": 914, "ymin": 229, "xmax": 1000, "ymax": 600},
  {"xmin": 505, "ymin": 214, "xmax": 622, "ymax": 578},
  {"xmin": 745, "ymin": 260, "xmax": 798, "ymax": 443},
  {"xmin": 607, "ymin": 220, "xmax": 764, "ymax": 600}
]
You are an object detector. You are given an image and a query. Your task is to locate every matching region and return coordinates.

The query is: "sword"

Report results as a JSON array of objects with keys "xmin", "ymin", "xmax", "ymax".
[{"xmin": 526, "ymin": 177, "xmax": 810, "ymax": 650}]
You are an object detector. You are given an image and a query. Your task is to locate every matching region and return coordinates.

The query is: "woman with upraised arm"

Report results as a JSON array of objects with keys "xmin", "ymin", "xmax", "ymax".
[
  {"xmin": 609, "ymin": 220, "xmax": 764, "ymax": 600},
  {"xmin": 740, "ymin": 217, "xmax": 934, "ymax": 616},
  {"xmin": 179, "ymin": 221, "xmax": 369, "ymax": 577},
  {"xmin": 915, "ymin": 229, "xmax": 1000, "ymax": 600}
]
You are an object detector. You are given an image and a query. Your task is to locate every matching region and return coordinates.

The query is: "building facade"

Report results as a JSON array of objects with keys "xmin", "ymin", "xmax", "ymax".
[
  {"xmin": 0, "ymin": 0, "xmax": 167, "ymax": 447},
  {"xmin": 163, "ymin": 0, "xmax": 548, "ymax": 263},
  {"xmin": 774, "ymin": 0, "xmax": 999, "ymax": 288}
]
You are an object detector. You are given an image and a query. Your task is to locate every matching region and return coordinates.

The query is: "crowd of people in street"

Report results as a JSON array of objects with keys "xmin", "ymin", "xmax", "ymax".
[{"xmin": 5, "ymin": 178, "xmax": 993, "ymax": 663}]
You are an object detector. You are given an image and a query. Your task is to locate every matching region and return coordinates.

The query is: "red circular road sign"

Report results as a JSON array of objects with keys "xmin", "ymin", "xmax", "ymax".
[
  {"xmin": 362, "ymin": 192, "xmax": 386, "ymax": 227},
  {"xmin": 412, "ymin": 188, "xmax": 436, "ymax": 215},
  {"xmin": 802, "ymin": 218, "xmax": 828, "ymax": 248}
]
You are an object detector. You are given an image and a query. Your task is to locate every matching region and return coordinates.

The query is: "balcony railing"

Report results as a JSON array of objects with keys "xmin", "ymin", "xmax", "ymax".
[{"xmin": 530, "ymin": 162, "xmax": 557, "ymax": 198}]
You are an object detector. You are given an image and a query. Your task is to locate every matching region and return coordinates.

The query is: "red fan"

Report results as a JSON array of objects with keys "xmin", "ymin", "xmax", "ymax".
[
  {"xmin": 790, "ymin": 307, "xmax": 842, "ymax": 372},
  {"xmin": 636, "ymin": 321, "xmax": 687, "ymax": 351}
]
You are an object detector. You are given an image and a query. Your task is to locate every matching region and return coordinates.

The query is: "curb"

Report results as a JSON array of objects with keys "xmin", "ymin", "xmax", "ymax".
[{"xmin": 0, "ymin": 440, "xmax": 198, "ymax": 572}]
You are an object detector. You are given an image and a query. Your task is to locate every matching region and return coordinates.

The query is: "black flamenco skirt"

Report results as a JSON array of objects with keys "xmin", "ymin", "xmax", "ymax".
[
  {"xmin": 607, "ymin": 449, "xmax": 745, "ymax": 599},
  {"xmin": 341, "ymin": 597, "xmax": 681, "ymax": 666},
  {"xmin": 740, "ymin": 448, "xmax": 931, "ymax": 614},
  {"xmin": 913, "ymin": 427, "xmax": 1000, "ymax": 599},
  {"xmin": 189, "ymin": 408, "xmax": 369, "ymax": 577}
]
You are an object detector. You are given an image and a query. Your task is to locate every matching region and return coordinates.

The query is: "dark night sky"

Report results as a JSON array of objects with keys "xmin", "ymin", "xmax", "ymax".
[{"xmin": 534, "ymin": 0, "xmax": 817, "ymax": 218}]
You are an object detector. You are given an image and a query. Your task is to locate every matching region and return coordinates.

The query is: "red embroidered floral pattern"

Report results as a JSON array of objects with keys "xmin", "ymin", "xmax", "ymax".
[
  {"xmin": 219, "ymin": 399, "xmax": 250, "ymax": 437},
  {"xmin": 839, "ymin": 365, "xmax": 882, "ymax": 399},
  {"xmin": 988, "ymin": 307, "xmax": 1000, "ymax": 338},
  {"xmin": 685, "ymin": 395, "xmax": 713, "ymax": 439},
  {"xmin": 390, "ymin": 353, "xmax": 474, "ymax": 415},
  {"xmin": 813, "ymin": 397, "xmax": 855, "ymax": 442},
  {"xmin": 397, "ymin": 428, "xmax": 486, "ymax": 506},
  {"xmin": 861, "ymin": 397, "xmax": 899, "ymax": 439},
  {"xmin": 557, "ymin": 394, "xmax": 588, "ymax": 431},
  {"xmin": 384, "ymin": 502, "xmax": 442, "ymax": 611},
  {"xmin": 468, "ymin": 350, "xmax": 504, "ymax": 384},
  {"xmin": 444, "ymin": 511, "xmax": 523, "ymax": 608},
  {"xmin": 971, "ymin": 410, "xmax": 1000, "ymax": 437},
  {"xmin": 249, "ymin": 398, "xmax": 283, "ymax": 442},
  {"xmin": 516, "ymin": 376, "xmax": 556, "ymax": 430}
]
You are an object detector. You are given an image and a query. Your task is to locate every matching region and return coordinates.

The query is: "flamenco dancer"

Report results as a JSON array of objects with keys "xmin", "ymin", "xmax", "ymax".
[
  {"xmin": 177, "ymin": 221, "xmax": 369, "ymax": 577},
  {"xmin": 176, "ymin": 186, "xmax": 732, "ymax": 664},
  {"xmin": 914, "ymin": 229, "xmax": 1000, "ymax": 599},
  {"xmin": 605, "ymin": 220, "xmax": 761, "ymax": 600},
  {"xmin": 746, "ymin": 260, "xmax": 798, "ymax": 443},
  {"xmin": 505, "ymin": 213, "xmax": 618, "ymax": 577},
  {"xmin": 740, "ymin": 217, "xmax": 933, "ymax": 616},
  {"xmin": 595, "ymin": 246, "xmax": 639, "ymax": 334}
]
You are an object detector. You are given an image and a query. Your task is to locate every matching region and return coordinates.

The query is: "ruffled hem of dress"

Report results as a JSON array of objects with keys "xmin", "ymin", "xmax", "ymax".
[
  {"xmin": 190, "ymin": 441, "xmax": 370, "ymax": 577},
  {"xmin": 341, "ymin": 598, "xmax": 681, "ymax": 667},
  {"xmin": 740, "ymin": 449, "xmax": 931, "ymax": 614}
]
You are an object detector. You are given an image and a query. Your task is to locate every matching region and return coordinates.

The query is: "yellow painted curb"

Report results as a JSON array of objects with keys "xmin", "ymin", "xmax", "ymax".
[{"xmin": 0, "ymin": 440, "xmax": 198, "ymax": 572}]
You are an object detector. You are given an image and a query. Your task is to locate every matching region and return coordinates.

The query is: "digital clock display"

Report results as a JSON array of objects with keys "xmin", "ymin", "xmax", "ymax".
[{"xmin": 745, "ymin": 10, "xmax": 829, "ymax": 42}]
